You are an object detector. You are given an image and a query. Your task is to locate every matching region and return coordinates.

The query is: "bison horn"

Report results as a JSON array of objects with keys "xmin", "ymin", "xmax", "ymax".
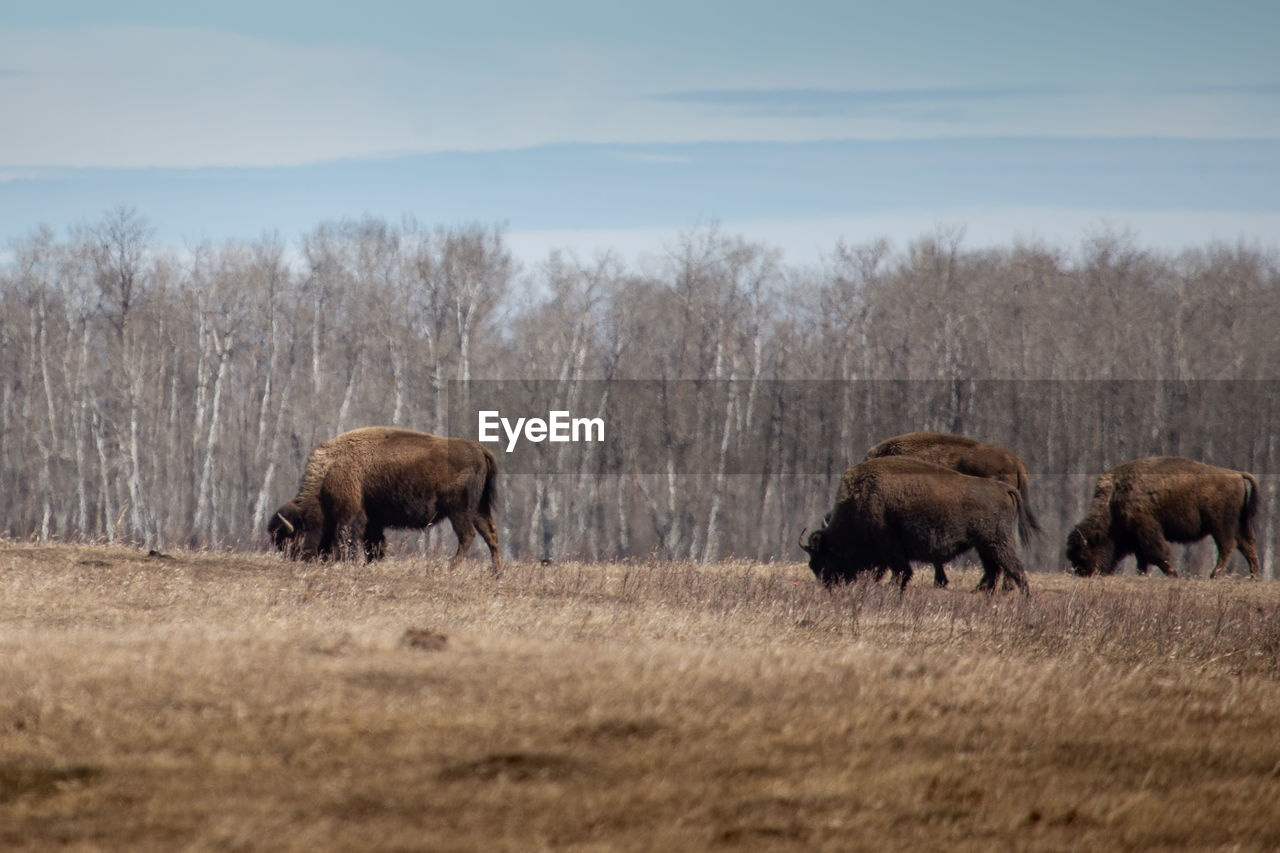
[
  {"xmin": 798, "ymin": 527, "xmax": 814, "ymax": 554},
  {"xmin": 275, "ymin": 512, "xmax": 295, "ymax": 536}
]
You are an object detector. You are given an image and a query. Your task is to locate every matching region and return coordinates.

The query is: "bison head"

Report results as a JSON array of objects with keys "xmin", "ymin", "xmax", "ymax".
[
  {"xmin": 1065, "ymin": 523, "xmax": 1114, "ymax": 576},
  {"xmin": 268, "ymin": 501, "xmax": 319, "ymax": 559},
  {"xmin": 799, "ymin": 526, "xmax": 846, "ymax": 586}
]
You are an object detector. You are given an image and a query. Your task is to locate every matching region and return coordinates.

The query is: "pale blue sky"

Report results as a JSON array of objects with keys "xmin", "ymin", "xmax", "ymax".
[{"xmin": 3, "ymin": 1, "xmax": 1278, "ymax": 261}]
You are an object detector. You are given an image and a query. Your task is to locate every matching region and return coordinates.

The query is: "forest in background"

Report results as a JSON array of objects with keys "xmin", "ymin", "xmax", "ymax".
[{"xmin": 2, "ymin": 207, "xmax": 1278, "ymax": 576}]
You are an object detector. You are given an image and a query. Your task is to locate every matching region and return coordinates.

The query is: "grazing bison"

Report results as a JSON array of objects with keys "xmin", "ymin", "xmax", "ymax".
[
  {"xmin": 864, "ymin": 431, "xmax": 1040, "ymax": 587},
  {"xmin": 1066, "ymin": 456, "xmax": 1260, "ymax": 579},
  {"xmin": 864, "ymin": 431, "xmax": 1040, "ymax": 541},
  {"xmin": 799, "ymin": 456, "xmax": 1029, "ymax": 594},
  {"xmin": 268, "ymin": 427, "xmax": 501, "ymax": 570}
]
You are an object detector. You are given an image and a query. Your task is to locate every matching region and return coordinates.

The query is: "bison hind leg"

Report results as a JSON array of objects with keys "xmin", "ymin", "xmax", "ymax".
[
  {"xmin": 446, "ymin": 513, "xmax": 478, "ymax": 568},
  {"xmin": 1002, "ymin": 562, "xmax": 1030, "ymax": 595},
  {"xmin": 974, "ymin": 542, "xmax": 1028, "ymax": 595},
  {"xmin": 973, "ymin": 551, "xmax": 1000, "ymax": 592},
  {"xmin": 1209, "ymin": 529, "xmax": 1254, "ymax": 579},
  {"xmin": 1235, "ymin": 537, "xmax": 1261, "ymax": 580},
  {"xmin": 473, "ymin": 514, "xmax": 502, "ymax": 575}
]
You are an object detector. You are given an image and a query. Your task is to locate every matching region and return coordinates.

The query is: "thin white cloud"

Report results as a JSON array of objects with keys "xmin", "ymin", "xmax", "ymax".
[
  {"xmin": 0, "ymin": 25, "xmax": 683, "ymax": 167},
  {"xmin": 651, "ymin": 86, "xmax": 1075, "ymax": 117},
  {"xmin": 4, "ymin": 25, "xmax": 1279, "ymax": 171},
  {"xmin": 612, "ymin": 152, "xmax": 694, "ymax": 165}
]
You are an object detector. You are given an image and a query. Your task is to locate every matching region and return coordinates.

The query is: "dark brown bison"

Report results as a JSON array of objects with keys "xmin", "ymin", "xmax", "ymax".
[
  {"xmin": 1066, "ymin": 456, "xmax": 1260, "ymax": 579},
  {"xmin": 267, "ymin": 427, "xmax": 500, "ymax": 570},
  {"xmin": 864, "ymin": 431, "xmax": 1040, "ymax": 542},
  {"xmin": 799, "ymin": 456, "xmax": 1029, "ymax": 594}
]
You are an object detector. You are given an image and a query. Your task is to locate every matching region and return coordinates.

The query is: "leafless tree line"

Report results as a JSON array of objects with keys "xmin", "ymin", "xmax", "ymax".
[{"xmin": 2, "ymin": 208, "xmax": 1278, "ymax": 577}]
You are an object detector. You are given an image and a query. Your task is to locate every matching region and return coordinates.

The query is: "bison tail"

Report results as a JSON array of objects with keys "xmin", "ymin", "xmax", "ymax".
[
  {"xmin": 1016, "ymin": 507, "xmax": 1035, "ymax": 548},
  {"xmin": 1015, "ymin": 465, "xmax": 1042, "ymax": 541},
  {"xmin": 1004, "ymin": 486, "xmax": 1032, "ymax": 547},
  {"xmin": 1240, "ymin": 472, "xmax": 1260, "ymax": 537},
  {"xmin": 478, "ymin": 448, "xmax": 499, "ymax": 518}
]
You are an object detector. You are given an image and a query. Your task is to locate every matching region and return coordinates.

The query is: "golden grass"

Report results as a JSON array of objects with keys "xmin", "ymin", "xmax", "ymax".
[{"xmin": 2, "ymin": 541, "xmax": 1279, "ymax": 851}]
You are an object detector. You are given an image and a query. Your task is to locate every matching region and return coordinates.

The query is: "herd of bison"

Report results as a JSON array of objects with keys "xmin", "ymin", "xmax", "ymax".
[{"xmin": 267, "ymin": 426, "xmax": 1264, "ymax": 592}]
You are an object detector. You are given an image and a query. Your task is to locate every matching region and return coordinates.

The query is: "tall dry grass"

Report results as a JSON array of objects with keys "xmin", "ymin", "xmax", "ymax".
[{"xmin": 2, "ymin": 542, "xmax": 1279, "ymax": 851}]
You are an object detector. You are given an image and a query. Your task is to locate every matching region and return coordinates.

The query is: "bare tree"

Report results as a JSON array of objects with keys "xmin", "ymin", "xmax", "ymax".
[
  {"xmin": 1, "ymin": 210, "xmax": 1276, "ymax": 576},
  {"xmin": 86, "ymin": 206, "xmax": 156, "ymax": 545}
]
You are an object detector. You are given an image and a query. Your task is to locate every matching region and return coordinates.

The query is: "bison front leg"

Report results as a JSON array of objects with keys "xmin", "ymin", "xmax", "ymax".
[
  {"xmin": 895, "ymin": 563, "xmax": 915, "ymax": 591},
  {"xmin": 333, "ymin": 514, "xmax": 367, "ymax": 561},
  {"xmin": 317, "ymin": 516, "xmax": 340, "ymax": 560},
  {"xmin": 879, "ymin": 549, "xmax": 913, "ymax": 591},
  {"xmin": 318, "ymin": 497, "xmax": 365, "ymax": 561},
  {"xmin": 1139, "ymin": 556, "xmax": 1176, "ymax": 577},
  {"xmin": 1132, "ymin": 520, "xmax": 1176, "ymax": 577},
  {"xmin": 363, "ymin": 527, "xmax": 387, "ymax": 562},
  {"xmin": 932, "ymin": 562, "xmax": 949, "ymax": 588}
]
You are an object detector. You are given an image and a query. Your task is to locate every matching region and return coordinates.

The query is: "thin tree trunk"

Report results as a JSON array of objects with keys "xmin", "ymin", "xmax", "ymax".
[
  {"xmin": 91, "ymin": 407, "xmax": 115, "ymax": 542},
  {"xmin": 335, "ymin": 348, "xmax": 364, "ymax": 434},
  {"xmin": 34, "ymin": 303, "xmax": 59, "ymax": 538},
  {"xmin": 126, "ymin": 380, "xmax": 149, "ymax": 545},
  {"xmin": 251, "ymin": 366, "xmax": 294, "ymax": 535},
  {"xmin": 193, "ymin": 332, "xmax": 233, "ymax": 545}
]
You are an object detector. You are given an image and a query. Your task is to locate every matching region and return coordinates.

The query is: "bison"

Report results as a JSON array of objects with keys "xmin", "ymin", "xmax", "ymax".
[
  {"xmin": 1066, "ymin": 456, "xmax": 1260, "ymax": 579},
  {"xmin": 864, "ymin": 431, "xmax": 1040, "ymax": 541},
  {"xmin": 863, "ymin": 431, "xmax": 1040, "ymax": 587},
  {"xmin": 267, "ymin": 427, "xmax": 501, "ymax": 571},
  {"xmin": 799, "ymin": 456, "xmax": 1029, "ymax": 594}
]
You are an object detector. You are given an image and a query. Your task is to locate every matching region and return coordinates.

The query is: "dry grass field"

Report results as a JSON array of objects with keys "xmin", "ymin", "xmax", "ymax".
[{"xmin": 2, "ymin": 541, "xmax": 1280, "ymax": 851}]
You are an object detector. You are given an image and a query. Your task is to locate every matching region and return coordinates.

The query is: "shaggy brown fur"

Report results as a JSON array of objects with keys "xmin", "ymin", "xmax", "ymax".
[
  {"xmin": 863, "ymin": 431, "xmax": 1040, "ymax": 588},
  {"xmin": 800, "ymin": 456, "xmax": 1028, "ymax": 594},
  {"xmin": 268, "ymin": 427, "xmax": 500, "ymax": 570},
  {"xmin": 1066, "ymin": 456, "xmax": 1260, "ymax": 579},
  {"xmin": 864, "ymin": 431, "xmax": 1040, "ymax": 542}
]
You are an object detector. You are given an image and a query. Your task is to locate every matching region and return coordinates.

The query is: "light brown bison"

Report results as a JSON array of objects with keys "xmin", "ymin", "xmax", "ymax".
[
  {"xmin": 1066, "ymin": 456, "xmax": 1260, "ymax": 579},
  {"xmin": 799, "ymin": 456, "xmax": 1029, "ymax": 594},
  {"xmin": 268, "ymin": 427, "xmax": 501, "ymax": 570}
]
